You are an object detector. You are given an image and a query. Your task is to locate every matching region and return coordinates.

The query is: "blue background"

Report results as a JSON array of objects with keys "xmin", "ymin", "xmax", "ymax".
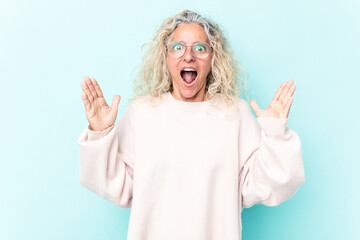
[{"xmin": 1, "ymin": 0, "xmax": 359, "ymax": 239}]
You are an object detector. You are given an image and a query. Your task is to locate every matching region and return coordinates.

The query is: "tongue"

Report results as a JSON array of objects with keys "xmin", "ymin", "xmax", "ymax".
[{"xmin": 182, "ymin": 71, "xmax": 196, "ymax": 83}]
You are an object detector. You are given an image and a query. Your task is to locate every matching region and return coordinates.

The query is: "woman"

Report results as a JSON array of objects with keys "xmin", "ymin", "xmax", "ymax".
[{"xmin": 78, "ymin": 10, "xmax": 305, "ymax": 240}]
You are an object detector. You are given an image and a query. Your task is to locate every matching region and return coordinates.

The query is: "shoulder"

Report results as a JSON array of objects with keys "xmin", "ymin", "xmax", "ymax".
[
  {"xmin": 237, "ymin": 98, "xmax": 256, "ymax": 121},
  {"xmin": 237, "ymin": 98, "xmax": 252, "ymax": 113},
  {"xmin": 127, "ymin": 94, "xmax": 159, "ymax": 108},
  {"xmin": 125, "ymin": 94, "xmax": 167, "ymax": 118},
  {"xmin": 206, "ymin": 96, "xmax": 253, "ymax": 122},
  {"xmin": 236, "ymin": 97, "xmax": 249, "ymax": 108},
  {"xmin": 223, "ymin": 97, "xmax": 254, "ymax": 121},
  {"xmin": 217, "ymin": 96, "xmax": 252, "ymax": 115}
]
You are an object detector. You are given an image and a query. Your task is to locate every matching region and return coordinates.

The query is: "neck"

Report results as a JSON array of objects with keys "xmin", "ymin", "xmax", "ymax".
[{"xmin": 171, "ymin": 89, "xmax": 208, "ymax": 102}]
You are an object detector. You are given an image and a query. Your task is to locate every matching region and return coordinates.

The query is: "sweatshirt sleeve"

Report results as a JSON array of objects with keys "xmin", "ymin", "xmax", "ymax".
[
  {"xmin": 238, "ymin": 100, "xmax": 305, "ymax": 209},
  {"xmin": 77, "ymin": 104, "xmax": 135, "ymax": 208}
]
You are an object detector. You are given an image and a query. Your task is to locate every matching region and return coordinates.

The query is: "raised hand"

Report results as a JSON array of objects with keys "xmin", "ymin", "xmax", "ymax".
[
  {"xmin": 80, "ymin": 76, "xmax": 121, "ymax": 131},
  {"xmin": 249, "ymin": 80, "xmax": 296, "ymax": 119}
]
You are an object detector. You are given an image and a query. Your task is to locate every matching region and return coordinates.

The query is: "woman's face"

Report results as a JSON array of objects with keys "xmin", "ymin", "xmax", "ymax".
[{"xmin": 166, "ymin": 23, "xmax": 212, "ymax": 102}]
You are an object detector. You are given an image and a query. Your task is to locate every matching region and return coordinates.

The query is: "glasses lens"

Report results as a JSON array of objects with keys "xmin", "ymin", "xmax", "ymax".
[
  {"xmin": 192, "ymin": 42, "xmax": 211, "ymax": 58},
  {"xmin": 168, "ymin": 42, "xmax": 185, "ymax": 58},
  {"xmin": 167, "ymin": 41, "xmax": 212, "ymax": 58}
]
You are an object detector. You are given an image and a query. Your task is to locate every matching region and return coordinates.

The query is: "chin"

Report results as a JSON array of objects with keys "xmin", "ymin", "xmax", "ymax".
[
  {"xmin": 171, "ymin": 75, "xmax": 207, "ymax": 102},
  {"xmin": 178, "ymin": 86, "xmax": 205, "ymax": 102}
]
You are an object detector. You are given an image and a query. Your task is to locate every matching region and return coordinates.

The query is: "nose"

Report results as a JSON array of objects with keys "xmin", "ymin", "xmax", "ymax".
[{"xmin": 183, "ymin": 46, "xmax": 195, "ymax": 62}]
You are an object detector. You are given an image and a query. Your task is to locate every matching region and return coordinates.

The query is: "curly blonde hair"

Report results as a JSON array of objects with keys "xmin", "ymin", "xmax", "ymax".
[{"xmin": 130, "ymin": 9, "xmax": 248, "ymax": 110}]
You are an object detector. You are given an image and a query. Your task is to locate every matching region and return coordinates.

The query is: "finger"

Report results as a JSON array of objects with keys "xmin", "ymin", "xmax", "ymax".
[
  {"xmin": 81, "ymin": 81, "xmax": 94, "ymax": 103},
  {"xmin": 249, "ymin": 100, "xmax": 261, "ymax": 116},
  {"xmin": 282, "ymin": 85, "xmax": 296, "ymax": 106},
  {"xmin": 278, "ymin": 80, "xmax": 294, "ymax": 104},
  {"xmin": 91, "ymin": 78, "xmax": 104, "ymax": 98},
  {"xmin": 111, "ymin": 95, "xmax": 121, "ymax": 110},
  {"xmin": 85, "ymin": 77, "xmax": 98, "ymax": 99},
  {"xmin": 81, "ymin": 92, "xmax": 91, "ymax": 111},
  {"xmin": 283, "ymin": 96, "xmax": 294, "ymax": 118},
  {"xmin": 272, "ymin": 81, "xmax": 287, "ymax": 101}
]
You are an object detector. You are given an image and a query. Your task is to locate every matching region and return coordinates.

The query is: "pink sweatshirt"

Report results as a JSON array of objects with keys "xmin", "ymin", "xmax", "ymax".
[{"xmin": 78, "ymin": 91, "xmax": 305, "ymax": 240}]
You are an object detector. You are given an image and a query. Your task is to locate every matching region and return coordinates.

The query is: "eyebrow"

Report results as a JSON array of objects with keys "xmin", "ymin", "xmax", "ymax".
[{"xmin": 175, "ymin": 41, "xmax": 208, "ymax": 45}]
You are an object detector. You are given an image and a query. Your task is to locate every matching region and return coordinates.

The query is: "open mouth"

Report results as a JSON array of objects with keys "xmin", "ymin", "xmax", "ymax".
[{"xmin": 180, "ymin": 69, "xmax": 198, "ymax": 85}]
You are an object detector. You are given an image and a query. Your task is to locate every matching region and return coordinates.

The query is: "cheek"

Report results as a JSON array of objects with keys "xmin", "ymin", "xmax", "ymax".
[
  {"xmin": 166, "ymin": 57, "xmax": 177, "ymax": 75},
  {"xmin": 165, "ymin": 57, "xmax": 170, "ymax": 71},
  {"xmin": 203, "ymin": 61, "xmax": 212, "ymax": 75}
]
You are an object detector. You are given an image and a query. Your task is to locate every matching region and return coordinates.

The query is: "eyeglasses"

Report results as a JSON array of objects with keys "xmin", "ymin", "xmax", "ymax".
[{"xmin": 166, "ymin": 41, "xmax": 212, "ymax": 59}]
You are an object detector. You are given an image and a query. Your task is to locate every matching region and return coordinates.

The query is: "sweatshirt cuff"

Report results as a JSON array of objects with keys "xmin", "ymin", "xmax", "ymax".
[
  {"xmin": 256, "ymin": 117, "xmax": 288, "ymax": 138},
  {"xmin": 87, "ymin": 124, "xmax": 115, "ymax": 141}
]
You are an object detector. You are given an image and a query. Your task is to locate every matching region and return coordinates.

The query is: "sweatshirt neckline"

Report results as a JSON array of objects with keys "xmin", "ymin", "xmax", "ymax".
[{"xmin": 164, "ymin": 91, "xmax": 211, "ymax": 111}]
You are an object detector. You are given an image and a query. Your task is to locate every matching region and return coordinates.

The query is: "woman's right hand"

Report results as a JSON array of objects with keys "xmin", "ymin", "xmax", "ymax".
[{"xmin": 80, "ymin": 76, "xmax": 121, "ymax": 131}]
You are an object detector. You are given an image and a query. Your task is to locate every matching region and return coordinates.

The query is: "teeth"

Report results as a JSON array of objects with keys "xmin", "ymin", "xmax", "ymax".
[{"xmin": 183, "ymin": 68, "xmax": 196, "ymax": 72}]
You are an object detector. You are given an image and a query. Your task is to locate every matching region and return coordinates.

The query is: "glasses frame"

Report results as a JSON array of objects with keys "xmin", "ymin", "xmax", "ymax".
[{"xmin": 166, "ymin": 41, "xmax": 213, "ymax": 59}]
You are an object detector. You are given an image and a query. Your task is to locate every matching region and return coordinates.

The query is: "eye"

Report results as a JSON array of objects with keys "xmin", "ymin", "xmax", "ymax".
[
  {"xmin": 194, "ymin": 43, "xmax": 206, "ymax": 52},
  {"xmin": 171, "ymin": 42, "xmax": 184, "ymax": 51}
]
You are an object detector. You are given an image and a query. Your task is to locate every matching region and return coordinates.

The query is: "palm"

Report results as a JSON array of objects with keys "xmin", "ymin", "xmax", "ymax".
[
  {"xmin": 86, "ymin": 96, "xmax": 114, "ymax": 126},
  {"xmin": 250, "ymin": 80, "xmax": 296, "ymax": 119},
  {"xmin": 81, "ymin": 77, "xmax": 121, "ymax": 131}
]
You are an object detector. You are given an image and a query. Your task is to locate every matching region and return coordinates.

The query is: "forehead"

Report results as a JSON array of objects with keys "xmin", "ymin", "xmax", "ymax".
[{"xmin": 171, "ymin": 23, "xmax": 209, "ymax": 44}]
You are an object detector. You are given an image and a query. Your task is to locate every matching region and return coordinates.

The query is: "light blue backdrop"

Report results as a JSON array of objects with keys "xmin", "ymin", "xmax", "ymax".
[{"xmin": 1, "ymin": 0, "xmax": 359, "ymax": 239}]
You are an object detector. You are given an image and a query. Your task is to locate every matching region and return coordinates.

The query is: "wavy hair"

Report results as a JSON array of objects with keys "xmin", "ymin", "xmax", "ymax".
[{"xmin": 130, "ymin": 9, "xmax": 249, "ymax": 110}]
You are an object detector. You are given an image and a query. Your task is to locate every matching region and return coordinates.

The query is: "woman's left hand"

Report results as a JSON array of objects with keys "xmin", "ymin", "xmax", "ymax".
[{"xmin": 249, "ymin": 80, "xmax": 296, "ymax": 119}]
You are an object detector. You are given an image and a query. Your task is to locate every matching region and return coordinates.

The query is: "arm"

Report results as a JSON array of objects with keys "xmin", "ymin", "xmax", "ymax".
[
  {"xmin": 238, "ymin": 104, "xmax": 305, "ymax": 208},
  {"xmin": 77, "ymin": 104, "xmax": 135, "ymax": 208}
]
